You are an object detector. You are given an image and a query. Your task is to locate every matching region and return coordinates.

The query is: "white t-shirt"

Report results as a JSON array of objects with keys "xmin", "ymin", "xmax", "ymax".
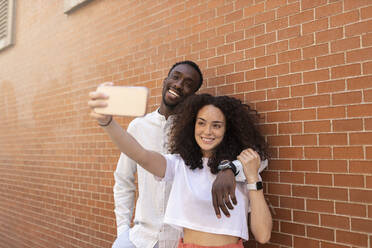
[{"xmin": 159, "ymin": 154, "xmax": 268, "ymax": 241}]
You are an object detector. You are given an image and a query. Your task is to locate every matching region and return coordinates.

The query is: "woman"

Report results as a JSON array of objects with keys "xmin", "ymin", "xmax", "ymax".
[{"xmin": 89, "ymin": 91, "xmax": 272, "ymax": 247}]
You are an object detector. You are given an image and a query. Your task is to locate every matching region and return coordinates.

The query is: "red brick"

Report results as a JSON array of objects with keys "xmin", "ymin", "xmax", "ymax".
[
  {"xmin": 293, "ymin": 185, "xmax": 318, "ymax": 198},
  {"xmin": 245, "ymin": 90, "xmax": 266, "ymax": 101},
  {"xmin": 280, "ymin": 172, "xmax": 304, "ymax": 184},
  {"xmin": 345, "ymin": 19, "xmax": 372, "ymax": 37},
  {"xmin": 344, "ymin": 0, "xmax": 371, "ymax": 11},
  {"xmin": 363, "ymin": 61, "xmax": 372, "ymax": 74},
  {"xmin": 315, "ymin": 2, "xmax": 343, "ymax": 19},
  {"xmin": 267, "ymin": 111, "xmax": 290, "ymax": 122},
  {"xmin": 217, "ymin": 44, "xmax": 234, "ymax": 55},
  {"xmin": 278, "ymin": 122, "xmax": 302, "ymax": 134},
  {"xmin": 226, "ymin": 72, "xmax": 244, "ymax": 83},
  {"xmin": 304, "ymin": 120, "xmax": 331, "ymax": 133},
  {"xmin": 303, "ymin": 44, "xmax": 329, "ymax": 59},
  {"xmin": 225, "ymin": 9, "xmax": 243, "ymax": 23},
  {"xmin": 350, "ymin": 132, "xmax": 372, "ymax": 145},
  {"xmin": 303, "ymin": 18, "xmax": 329, "ymax": 34},
  {"xmin": 331, "ymin": 64, "xmax": 361, "ymax": 79},
  {"xmin": 235, "ymin": 59, "xmax": 254, "ymax": 71},
  {"xmin": 333, "ymin": 119, "xmax": 363, "ymax": 131},
  {"xmin": 268, "ymin": 183, "xmax": 291, "ymax": 195},
  {"xmin": 278, "ymin": 49, "xmax": 301, "ymax": 63},
  {"xmin": 347, "ymin": 47, "xmax": 372, "ymax": 63},
  {"xmin": 255, "ymin": 32, "xmax": 276, "ymax": 46},
  {"xmin": 361, "ymin": 5, "xmax": 372, "ymax": 19},
  {"xmin": 294, "ymin": 210, "xmax": 319, "ymax": 225},
  {"xmin": 319, "ymin": 160, "xmax": 348, "ymax": 173},
  {"xmin": 336, "ymin": 230, "xmax": 368, "ymax": 247},
  {"xmin": 216, "ymin": 64, "xmax": 234, "ymax": 75},
  {"xmin": 278, "ymin": 26, "xmax": 301, "ymax": 40},
  {"xmin": 317, "ymin": 53, "xmax": 345, "ymax": 69},
  {"xmin": 333, "ymin": 146, "xmax": 364, "ymax": 159},
  {"xmin": 347, "ymin": 76, "xmax": 372, "ymax": 90},
  {"xmin": 303, "ymin": 69, "xmax": 330, "ymax": 83},
  {"xmin": 318, "ymin": 27, "xmax": 344, "ymax": 44},
  {"xmin": 243, "ymin": 2, "xmax": 264, "ymax": 17},
  {"xmin": 305, "ymin": 147, "xmax": 332, "ymax": 159},
  {"xmin": 245, "ymin": 68, "xmax": 266, "ymax": 80},
  {"xmin": 267, "ymin": 135, "xmax": 290, "ymax": 146},
  {"xmin": 319, "ymin": 133, "xmax": 347, "ymax": 145},
  {"xmin": 289, "ymin": 33, "xmax": 314, "ymax": 49},
  {"xmin": 291, "ymin": 83, "xmax": 316, "ymax": 97},
  {"xmin": 292, "ymin": 159, "xmax": 318, "ymax": 172},
  {"xmin": 278, "ymin": 2, "xmax": 300, "ymax": 18},
  {"xmin": 245, "ymin": 46, "xmax": 265, "ymax": 58},
  {"xmin": 268, "ymin": 63, "xmax": 290, "ymax": 77},
  {"xmin": 336, "ymin": 202, "xmax": 367, "ymax": 217},
  {"xmin": 235, "ymin": 17, "xmax": 254, "ymax": 31},
  {"xmin": 278, "ymin": 73, "xmax": 302, "ymax": 87},
  {"xmin": 281, "ymin": 221, "xmax": 305, "ymax": 236},
  {"xmin": 321, "ymin": 214, "xmax": 350, "ymax": 229},
  {"xmin": 307, "ymin": 226, "xmax": 335, "ymax": 241},
  {"xmin": 278, "ymin": 97, "xmax": 302, "ymax": 110},
  {"xmin": 348, "ymin": 104, "xmax": 372, "ymax": 117},
  {"xmin": 254, "ymin": 10, "xmax": 276, "ymax": 24},
  {"xmin": 267, "ymin": 40, "xmax": 289, "ymax": 55},
  {"xmin": 235, "ymin": 38, "xmax": 254, "ymax": 50},
  {"xmin": 279, "ymin": 147, "xmax": 304, "ymax": 158},
  {"xmin": 255, "ymin": 100, "xmax": 278, "ymax": 112},
  {"xmin": 332, "ymin": 91, "xmax": 362, "ymax": 105},
  {"xmin": 301, "ymin": 0, "xmax": 327, "ymax": 10},
  {"xmin": 266, "ymin": 17, "xmax": 288, "ymax": 32},
  {"xmin": 291, "ymin": 109, "xmax": 316, "ymax": 121},
  {"xmin": 267, "ymin": 87, "xmax": 290, "ymax": 100},
  {"xmin": 331, "ymin": 36, "xmax": 361, "ymax": 53},
  {"xmin": 362, "ymin": 33, "xmax": 372, "ymax": 47},
  {"xmin": 280, "ymin": 196, "xmax": 305, "ymax": 210},
  {"xmin": 317, "ymin": 79, "xmax": 346, "ymax": 93},
  {"xmin": 226, "ymin": 30, "xmax": 244, "ymax": 43},
  {"xmin": 293, "ymin": 237, "xmax": 320, "ymax": 248},
  {"xmin": 270, "ymin": 232, "xmax": 292, "ymax": 247},
  {"xmin": 304, "ymin": 94, "xmax": 331, "ymax": 107},
  {"xmin": 330, "ymin": 10, "xmax": 360, "ymax": 28},
  {"xmin": 255, "ymin": 55, "xmax": 276, "ymax": 68},
  {"xmin": 265, "ymin": 0, "xmax": 287, "ymax": 10},
  {"xmin": 365, "ymin": 89, "xmax": 372, "ymax": 102},
  {"xmin": 307, "ymin": 199, "xmax": 334, "ymax": 213},
  {"xmin": 351, "ymin": 189, "xmax": 372, "ymax": 203},
  {"xmin": 290, "ymin": 58, "xmax": 315, "ymax": 73},
  {"xmin": 350, "ymin": 160, "xmax": 372, "ymax": 174},
  {"xmin": 334, "ymin": 174, "xmax": 365, "ymax": 187},
  {"xmin": 244, "ymin": 24, "xmax": 265, "ymax": 38},
  {"xmin": 351, "ymin": 218, "xmax": 372, "ymax": 233},
  {"xmin": 289, "ymin": 9, "xmax": 314, "ymax": 25}
]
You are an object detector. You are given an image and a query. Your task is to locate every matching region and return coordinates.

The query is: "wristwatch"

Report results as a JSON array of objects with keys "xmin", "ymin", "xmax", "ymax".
[
  {"xmin": 218, "ymin": 160, "xmax": 239, "ymax": 176},
  {"xmin": 246, "ymin": 181, "xmax": 263, "ymax": 191}
]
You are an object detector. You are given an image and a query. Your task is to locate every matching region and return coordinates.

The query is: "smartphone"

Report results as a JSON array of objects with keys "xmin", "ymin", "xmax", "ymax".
[{"xmin": 94, "ymin": 85, "xmax": 149, "ymax": 117}]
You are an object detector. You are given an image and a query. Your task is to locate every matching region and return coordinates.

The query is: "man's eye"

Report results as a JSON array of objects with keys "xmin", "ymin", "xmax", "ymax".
[{"xmin": 171, "ymin": 74, "xmax": 179, "ymax": 80}]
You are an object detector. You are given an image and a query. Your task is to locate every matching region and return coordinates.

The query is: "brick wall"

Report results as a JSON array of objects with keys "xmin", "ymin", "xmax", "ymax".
[{"xmin": 0, "ymin": 0, "xmax": 371, "ymax": 247}]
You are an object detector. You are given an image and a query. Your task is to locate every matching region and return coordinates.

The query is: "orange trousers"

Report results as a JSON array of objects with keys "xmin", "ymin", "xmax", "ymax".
[{"xmin": 177, "ymin": 238, "xmax": 243, "ymax": 248}]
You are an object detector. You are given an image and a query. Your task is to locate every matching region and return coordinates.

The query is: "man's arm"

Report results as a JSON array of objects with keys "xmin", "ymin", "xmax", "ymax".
[{"xmin": 211, "ymin": 159, "xmax": 268, "ymax": 217}]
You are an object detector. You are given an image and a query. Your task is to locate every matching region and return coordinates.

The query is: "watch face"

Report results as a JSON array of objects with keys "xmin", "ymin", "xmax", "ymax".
[{"xmin": 256, "ymin": 181, "xmax": 263, "ymax": 190}]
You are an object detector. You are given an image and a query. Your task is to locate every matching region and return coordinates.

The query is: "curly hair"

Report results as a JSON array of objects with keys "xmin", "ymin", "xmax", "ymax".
[{"xmin": 168, "ymin": 93, "xmax": 269, "ymax": 174}]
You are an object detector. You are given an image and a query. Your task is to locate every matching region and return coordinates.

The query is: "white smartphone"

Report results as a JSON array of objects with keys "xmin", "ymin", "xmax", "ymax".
[{"xmin": 94, "ymin": 85, "xmax": 149, "ymax": 117}]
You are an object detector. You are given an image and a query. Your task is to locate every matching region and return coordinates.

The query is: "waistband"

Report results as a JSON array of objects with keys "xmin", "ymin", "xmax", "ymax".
[{"xmin": 177, "ymin": 238, "xmax": 243, "ymax": 248}]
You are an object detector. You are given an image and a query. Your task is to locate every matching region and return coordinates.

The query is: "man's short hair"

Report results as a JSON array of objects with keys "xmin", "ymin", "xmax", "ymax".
[{"xmin": 167, "ymin": 60, "xmax": 203, "ymax": 91}]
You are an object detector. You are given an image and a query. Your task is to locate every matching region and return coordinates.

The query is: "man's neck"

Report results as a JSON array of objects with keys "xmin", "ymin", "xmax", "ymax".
[{"xmin": 158, "ymin": 103, "xmax": 175, "ymax": 120}]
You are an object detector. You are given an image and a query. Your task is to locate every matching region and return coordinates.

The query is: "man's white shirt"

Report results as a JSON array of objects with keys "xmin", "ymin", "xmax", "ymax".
[{"xmin": 113, "ymin": 110, "xmax": 180, "ymax": 248}]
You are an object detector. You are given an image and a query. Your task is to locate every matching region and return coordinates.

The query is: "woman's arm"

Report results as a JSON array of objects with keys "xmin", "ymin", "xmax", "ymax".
[
  {"xmin": 237, "ymin": 149, "xmax": 272, "ymax": 244},
  {"xmin": 88, "ymin": 86, "xmax": 166, "ymax": 178}
]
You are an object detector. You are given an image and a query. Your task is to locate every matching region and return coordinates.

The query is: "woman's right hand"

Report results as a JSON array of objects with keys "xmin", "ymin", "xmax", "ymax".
[
  {"xmin": 88, "ymin": 82, "xmax": 113, "ymax": 126},
  {"xmin": 237, "ymin": 148, "xmax": 261, "ymax": 184}
]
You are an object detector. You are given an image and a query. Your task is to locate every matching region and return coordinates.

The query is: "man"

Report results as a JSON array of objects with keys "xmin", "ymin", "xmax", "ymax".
[{"xmin": 110, "ymin": 61, "xmax": 238, "ymax": 248}]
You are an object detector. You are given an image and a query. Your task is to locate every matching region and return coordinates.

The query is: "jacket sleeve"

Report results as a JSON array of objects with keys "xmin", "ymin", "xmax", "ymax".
[{"xmin": 113, "ymin": 122, "xmax": 138, "ymax": 235}]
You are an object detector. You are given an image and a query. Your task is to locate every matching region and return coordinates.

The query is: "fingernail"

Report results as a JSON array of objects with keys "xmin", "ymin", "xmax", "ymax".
[{"xmin": 217, "ymin": 215, "xmax": 221, "ymax": 219}]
